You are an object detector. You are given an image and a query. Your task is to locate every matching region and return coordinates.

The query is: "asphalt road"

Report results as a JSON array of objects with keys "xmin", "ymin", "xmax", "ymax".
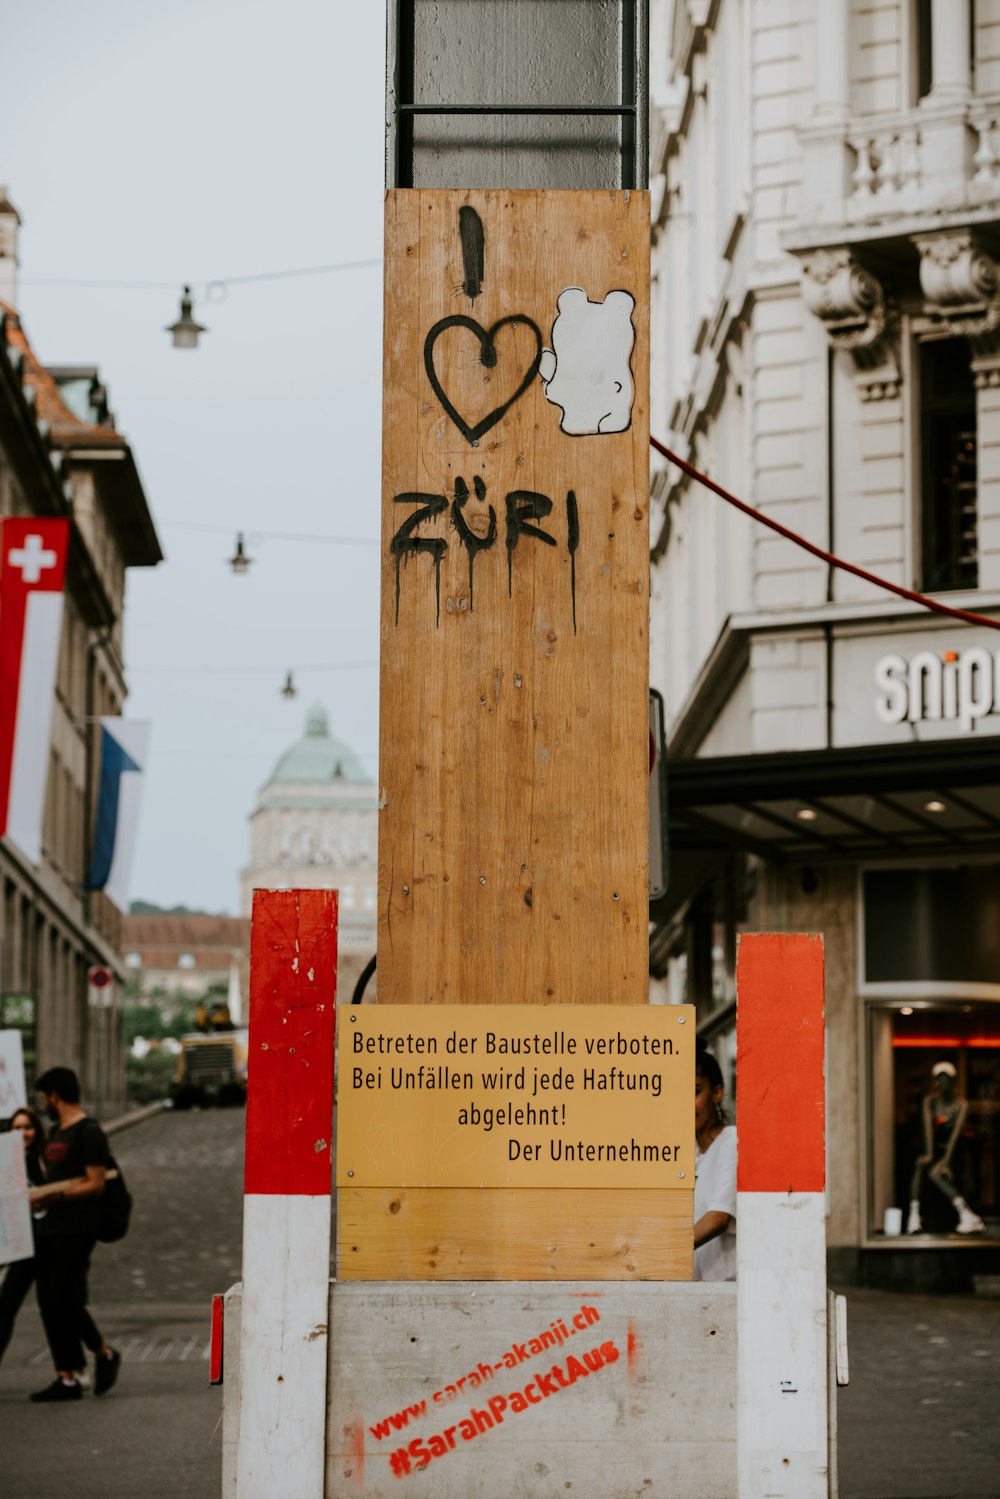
[
  {"xmin": 1, "ymin": 1107, "xmax": 998, "ymax": 1498},
  {"xmin": 836, "ymin": 1284, "xmax": 1000, "ymax": 1499}
]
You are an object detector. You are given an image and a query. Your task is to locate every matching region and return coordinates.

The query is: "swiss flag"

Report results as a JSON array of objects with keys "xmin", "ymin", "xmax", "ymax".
[{"xmin": 0, "ymin": 518, "xmax": 69, "ymax": 863}]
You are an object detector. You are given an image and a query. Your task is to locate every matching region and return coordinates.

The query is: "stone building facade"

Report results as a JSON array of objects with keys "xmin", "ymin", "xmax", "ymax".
[
  {"xmin": 650, "ymin": 1, "xmax": 1000, "ymax": 1288},
  {"xmin": 0, "ymin": 190, "xmax": 161, "ymax": 1112},
  {"xmin": 121, "ymin": 913, "xmax": 251, "ymax": 1019},
  {"xmin": 240, "ymin": 705, "xmax": 378, "ymax": 1001}
]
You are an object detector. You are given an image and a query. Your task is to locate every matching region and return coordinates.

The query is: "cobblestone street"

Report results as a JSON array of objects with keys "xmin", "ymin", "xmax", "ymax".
[
  {"xmin": 1, "ymin": 1107, "xmax": 998, "ymax": 1498},
  {"xmin": 0, "ymin": 1108, "xmax": 245, "ymax": 1498}
]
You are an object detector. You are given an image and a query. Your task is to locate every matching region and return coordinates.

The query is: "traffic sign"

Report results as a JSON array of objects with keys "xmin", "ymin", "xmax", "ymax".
[{"xmin": 87, "ymin": 965, "xmax": 114, "ymax": 1008}]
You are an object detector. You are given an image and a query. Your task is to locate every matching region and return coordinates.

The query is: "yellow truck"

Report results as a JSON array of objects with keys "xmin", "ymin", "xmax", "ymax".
[{"xmin": 171, "ymin": 1027, "xmax": 248, "ymax": 1108}]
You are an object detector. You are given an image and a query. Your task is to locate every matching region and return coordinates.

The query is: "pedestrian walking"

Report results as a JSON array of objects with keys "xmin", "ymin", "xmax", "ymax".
[
  {"xmin": 1, "ymin": 1105, "xmax": 111, "ymax": 1388},
  {"xmin": 0, "ymin": 1107, "xmax": 46, "ymax": 1365},
  {"xmin": 28, "ymin": 1067, "xmax": 120, "ymax": 1402},
  {"xmin": 693, "ymin": 1043, "xmax": 737, "ymax": 1281}
]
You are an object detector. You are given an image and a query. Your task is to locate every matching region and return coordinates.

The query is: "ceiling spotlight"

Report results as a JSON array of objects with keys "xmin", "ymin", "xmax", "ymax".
[
  {"xmin": 924, "ymin": 800, "xmax": 946, "ymax": 814},
  {"xmin": 796, "ymin": 807, "xmax": 818, "ymax": 822},
  {"xmin": 281, "ymin": 671, "xmax": 297, "ymax": 700},
  {"xmin": 228, "ymin": 533, "xmax": 252, "ymax": 574},
  {"xmin": 166, "ymin": 285, "xmax": 207, "ymax": 349},
  {"xmin": 900, "ymin": 1006, "xmax": 914, "ymax": 1016}
]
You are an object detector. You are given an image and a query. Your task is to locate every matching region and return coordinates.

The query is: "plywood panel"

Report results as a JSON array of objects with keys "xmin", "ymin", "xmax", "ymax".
[
  {"xmin": 336, "ymin": 1188, "xmax": 692, "ymax": 1282},
  {"xmin": 324, "ymin": 1281, "xmax": 736, "ymax": 1498},
  {"xmin": 378, "ymin": 189, "xmax": 650, "ymax": 1007}
]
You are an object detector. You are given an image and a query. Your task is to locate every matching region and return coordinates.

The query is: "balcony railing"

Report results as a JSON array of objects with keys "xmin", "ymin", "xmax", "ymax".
[{"xmin": 844, "ymin": 101, "xmax": 1000, "ymax": 222}]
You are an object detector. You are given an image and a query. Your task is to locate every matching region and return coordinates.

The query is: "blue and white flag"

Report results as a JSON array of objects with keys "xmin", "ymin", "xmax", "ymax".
[{"xmin": 87, "ymin": 719, "xmax": 150, "ymax": 910}]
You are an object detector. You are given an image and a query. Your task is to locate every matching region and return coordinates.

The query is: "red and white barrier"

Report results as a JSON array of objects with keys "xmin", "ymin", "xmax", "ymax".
[
  {"xmin": 736, "ymin": 933, "xmax": 827, "ymax": 1498},
  {"xmin": 237, "ymin": 889, "xmax": 338, "ymax": 1499}
]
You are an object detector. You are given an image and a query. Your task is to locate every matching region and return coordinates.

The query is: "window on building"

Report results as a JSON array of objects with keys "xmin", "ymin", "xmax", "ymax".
[
  {"xmin": 920, "ymin": 339, "xmax": 978, "ymax": 592},
  {"xmin": 0, "ymin": 991, "xmax": 36, "ymax": 1087},
  {"xmin": 864, "ymin": 866, "xmax": 1000, "ymax": 984},
  {"xmin": 864, "ymin": 864, "xmax": 1000, "ymax": 1241},
  {"xmin": 177, "ymin": 952, "xmax": 196, "ymax": 970},
  {"xmin": 916, "ymin": 0, "xmax": 932, "ymax": 99},
  {"xmin": 124, "ymin": 952, "xmax": 142, "ymax": 969},
  {"xmin": 868, "ymin": 1002, "xmax": 999, "ymax": 1240},
  {"xmin": 915, "ymin": 1, "xmax": 976, "ymax": 101},
  {"xmin": 686, "ymin": 857, "xmax": 751, "ymax": 1022}
]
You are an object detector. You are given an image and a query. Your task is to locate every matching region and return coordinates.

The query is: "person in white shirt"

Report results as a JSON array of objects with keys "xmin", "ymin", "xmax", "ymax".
[{"xmin": 693, "ymin": 1044, "xmax": 737, "ymax": 1281}]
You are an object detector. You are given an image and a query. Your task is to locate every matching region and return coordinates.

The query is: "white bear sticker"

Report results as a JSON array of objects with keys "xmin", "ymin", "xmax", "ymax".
[{"xmin": 538, "ymin": 287, "xmax": 636, "ymax": 436}]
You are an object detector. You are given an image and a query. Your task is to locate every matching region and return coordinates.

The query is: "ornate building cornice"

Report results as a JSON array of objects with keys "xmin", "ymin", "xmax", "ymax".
[
  {"xmin": 915, "ymin": 229, "xmax": 1000, "ymax": 338},
  {"xmin": 800, "ymin": 247, "xmax": 900, "ymax": 400}
]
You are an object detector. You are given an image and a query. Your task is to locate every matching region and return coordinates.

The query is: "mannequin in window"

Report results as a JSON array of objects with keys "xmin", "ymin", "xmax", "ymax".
[{"xmin": 907, "ymin": 1060, "xmax": 984, "ymax": 1235}]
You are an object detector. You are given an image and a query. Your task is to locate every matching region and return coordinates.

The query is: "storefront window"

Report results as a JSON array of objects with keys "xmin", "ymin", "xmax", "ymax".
[
  {"xmin": 869, "ymin": 1003, "xmax": 1000, "ymax": 1239},
  {"xmin": 0, "ymin": 992, "xmax": 36, "ymax": 1089},
  {"xmin": 864, "ymin": 866, "xmax": 1000, "ymax": 986},
  {"xmin": 665, "ymin": 948, "xmax": 688, "ymax": 1006}
]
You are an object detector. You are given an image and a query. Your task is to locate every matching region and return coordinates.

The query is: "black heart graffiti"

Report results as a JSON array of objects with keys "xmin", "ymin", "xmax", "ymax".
[{"xmin": 423, "ymin": 314, "xmax": 544, "ymax": 445}]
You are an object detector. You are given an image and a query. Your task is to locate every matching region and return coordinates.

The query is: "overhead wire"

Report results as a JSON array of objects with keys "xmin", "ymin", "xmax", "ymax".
[
  {"xmin": 128, "ymin": 660, "xmax": 377, "ymax": 675},
  {"xmin": 651, "ymin": 434, "xmax": 1000, "ymax": 634},
  {"xmin": 21, "ymin": 256, "xmax": 382, "ymax": 295},
  {"xmin": 157, "ymin": 518, "xmax": 378, "ymax": 546}
]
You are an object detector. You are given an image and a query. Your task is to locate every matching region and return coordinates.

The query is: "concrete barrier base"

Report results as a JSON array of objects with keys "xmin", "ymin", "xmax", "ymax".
[{"xmin": 223, "ymin": 1280, "xmax": 737, "ymax": 1499}]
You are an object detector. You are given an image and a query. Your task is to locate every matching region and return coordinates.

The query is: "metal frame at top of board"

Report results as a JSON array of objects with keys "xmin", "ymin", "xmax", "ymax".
[{"xmin": 386, "ymin": 0, "xmax": 649, "ymax": 191}]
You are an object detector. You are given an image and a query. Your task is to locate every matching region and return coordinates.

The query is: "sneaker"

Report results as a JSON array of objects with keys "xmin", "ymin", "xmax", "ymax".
[
  {"xmin": 94, "ymin": 1347, "xmax": 121, "ymax": 1397},
  {"xmin": 29, "ymin": 1378, "xmax": 82, "ymax": 1403},
  {"xmin": 956, "ymin": 1206, "xmax": 985, "ymax": 1234}
]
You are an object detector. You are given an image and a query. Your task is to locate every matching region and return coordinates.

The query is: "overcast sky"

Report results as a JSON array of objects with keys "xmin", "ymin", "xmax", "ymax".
[{"xmin": 1, "ymin": 0, "xmax": 386, "ymax": 913}]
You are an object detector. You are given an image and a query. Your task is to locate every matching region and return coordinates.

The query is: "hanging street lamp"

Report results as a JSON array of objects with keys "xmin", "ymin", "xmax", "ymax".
[
  {"xmin": 166, "ymin": 285, "xmax": 207, "ymax": 349},
  {"xmin": 228, "ymin": 533, "xmax": 252, "ymax": 574}
]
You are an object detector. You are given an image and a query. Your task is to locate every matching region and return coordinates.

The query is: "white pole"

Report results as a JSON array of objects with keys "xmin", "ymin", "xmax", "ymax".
[{"xmin": 736, "ymin": 934, "xmax": 829, "ymax": 1499}]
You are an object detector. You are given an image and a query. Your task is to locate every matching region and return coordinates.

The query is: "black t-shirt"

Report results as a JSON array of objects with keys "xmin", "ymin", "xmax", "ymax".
[{"xmin": 36, "ymin": 1117, "xmax": 110, "ymax": 1238}]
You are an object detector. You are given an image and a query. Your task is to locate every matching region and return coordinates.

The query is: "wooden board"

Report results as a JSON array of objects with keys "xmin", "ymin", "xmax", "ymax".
[
  {"xmin": 336, "ymin": 1188, "xmax": 692, "ymax": 1282},
  {"xmin": 378, "ymin": 189, "xmax": 650, "ymax": 1007},
  {"xmin": 323, "ymin": 1281, "xmax": 735, "ymax": 1497}
]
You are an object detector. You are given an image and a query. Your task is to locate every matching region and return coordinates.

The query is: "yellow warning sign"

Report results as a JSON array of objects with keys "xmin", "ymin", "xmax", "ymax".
[{"xmin": 336, "ymin": 1005, "xmax": 693, "ymax": 1189}]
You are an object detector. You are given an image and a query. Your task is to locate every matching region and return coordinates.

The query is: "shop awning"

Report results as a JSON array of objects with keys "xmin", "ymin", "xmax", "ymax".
[{"xmin": 667, "ymin": 736, "xmax": 1000, "ymax": 867}]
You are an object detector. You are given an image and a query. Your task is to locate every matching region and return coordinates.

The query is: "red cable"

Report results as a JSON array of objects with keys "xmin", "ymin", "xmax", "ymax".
[{"xmin": 650, "ymin": 433, "xmax": 1000, "ymax": 634}]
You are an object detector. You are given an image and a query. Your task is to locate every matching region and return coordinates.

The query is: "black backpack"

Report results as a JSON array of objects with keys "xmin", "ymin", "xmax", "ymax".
[
  {"xmin": 85, "ymin": 1123, "xmax": 133, "ymax": 1243},
  {"xmin": 98, "ymin": 1158, "xmax": 133, "ymax": 1243}
]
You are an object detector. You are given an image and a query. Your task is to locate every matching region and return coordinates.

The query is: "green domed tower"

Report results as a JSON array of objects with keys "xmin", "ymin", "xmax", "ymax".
[{"xmin": 240, "ymin": 704, "xmax": 377, "ymax": 995}]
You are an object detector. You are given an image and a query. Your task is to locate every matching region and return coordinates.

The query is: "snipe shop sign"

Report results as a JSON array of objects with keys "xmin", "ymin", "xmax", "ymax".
[{"xmin": 875, "ymin": 647, "xmax": 1000, "ymax": 731}]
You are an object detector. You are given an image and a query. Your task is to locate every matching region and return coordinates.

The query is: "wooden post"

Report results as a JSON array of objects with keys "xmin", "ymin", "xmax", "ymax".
[
  {"xmin": 353, "ymin": 187, "xmax": 661, "ymax": 1281},
  {"xmin": 237, "ymin": 889, "xmax": 337, "ymax": 1499},
  {"xmin": 736, "ymin": 933, "xmax": 828, "ymax": 1499},
  {"xmin": 378, "ymin": 188, "xmax": 650, "ymax": 1010}
]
